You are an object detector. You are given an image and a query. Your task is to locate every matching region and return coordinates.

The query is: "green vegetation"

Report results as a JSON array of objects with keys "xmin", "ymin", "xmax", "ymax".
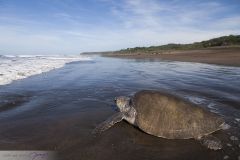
[{"xmin": 117, "ymin": 35, "xmax": 240, "ymax": 54}]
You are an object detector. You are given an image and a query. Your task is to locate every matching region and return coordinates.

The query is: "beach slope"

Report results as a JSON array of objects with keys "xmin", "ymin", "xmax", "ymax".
[{"xmin": 104, "ymin": 46, "xmax": 240, "ymax": 66}]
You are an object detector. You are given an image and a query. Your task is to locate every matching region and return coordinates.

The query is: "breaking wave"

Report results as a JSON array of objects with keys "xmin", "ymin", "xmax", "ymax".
[{"xmin": 0, "ymin": 55, "xmax": 92, "ymax": 85}]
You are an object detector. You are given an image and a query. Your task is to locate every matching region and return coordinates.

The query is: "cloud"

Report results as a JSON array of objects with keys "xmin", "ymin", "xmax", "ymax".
[
  {"xmin": 111, "ymin": 0, "xmax": 166, "ymax": 29},
  {"xmin": 110, "ymin": 0, "xmax": 230, "ymax": 30},
  {"xmin": 210, "ymin": 16, "xmax": 240, "ymax": 30},
  {"xmin": 0, "ymin": 0, "xmax": 239, "ymax": 54}
]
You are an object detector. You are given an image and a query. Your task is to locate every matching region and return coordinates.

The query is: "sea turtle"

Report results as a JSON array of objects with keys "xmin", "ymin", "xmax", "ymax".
[{"xmin": 93, "ymin": 90, "xmax": 230, "ymax": 150}]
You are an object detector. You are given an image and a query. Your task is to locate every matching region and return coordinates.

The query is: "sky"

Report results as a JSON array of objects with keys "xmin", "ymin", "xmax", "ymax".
[{"xmin": 0, "ymin": 0, "xmax": 240, "ymax": 55}]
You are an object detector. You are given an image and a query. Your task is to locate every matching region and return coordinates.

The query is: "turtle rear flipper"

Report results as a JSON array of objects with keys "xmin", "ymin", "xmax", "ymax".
[
  {"xmin": 199, "ymin": 135, "xmax": 222, "ymax": 150},
  {"xmin": 92, "ymin": 113, "xmax": 124, "ymax": 135}
]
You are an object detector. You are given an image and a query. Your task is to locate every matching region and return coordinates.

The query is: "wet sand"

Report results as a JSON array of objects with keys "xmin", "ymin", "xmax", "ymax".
[
  {"xmin": 104, "ymin": 46, "xmax": 240, "ymax": 67},
  {"xmin": 0, "ymin": 57, "xmax": 240, "ymax": 160}
]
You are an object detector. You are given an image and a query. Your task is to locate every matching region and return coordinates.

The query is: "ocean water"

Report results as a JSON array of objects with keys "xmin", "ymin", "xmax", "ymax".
[
  {"xmin": 0, "ymin": 56, "xmax": 240, "ymax": 160},
  {"xmin": 0, "ymin": 55, "xmax": 91, "ymax": 85}
]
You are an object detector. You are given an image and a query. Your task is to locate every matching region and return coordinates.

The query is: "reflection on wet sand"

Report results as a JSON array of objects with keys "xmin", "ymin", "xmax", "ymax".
[{"xmin": 0, "ymin": 93, "xmax": 29, "ymax": 112}]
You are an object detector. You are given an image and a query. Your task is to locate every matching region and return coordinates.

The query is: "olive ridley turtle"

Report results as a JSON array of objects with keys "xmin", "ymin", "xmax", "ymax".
[{"xmin": 93, "ymin": 90, "xmax": 230, "ymax": 150}]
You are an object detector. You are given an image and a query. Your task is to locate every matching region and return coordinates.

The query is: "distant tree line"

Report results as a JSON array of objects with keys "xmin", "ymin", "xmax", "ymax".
[{"xmin": 117, "ymin": 35, "xmax": 240, "ymax": 54}]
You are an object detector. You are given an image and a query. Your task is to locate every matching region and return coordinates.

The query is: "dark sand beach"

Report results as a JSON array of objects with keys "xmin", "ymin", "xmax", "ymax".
[
  {"xmin": 104, "ymin": 46, "xmax": 240, "ymax": 67},
  {"xmin": 0, "ymin": 57, "xmax": 240, "ymax": 160}
]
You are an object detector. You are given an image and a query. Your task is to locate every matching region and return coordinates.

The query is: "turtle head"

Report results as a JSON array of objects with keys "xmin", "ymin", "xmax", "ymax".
[{"xmin": 115, "ymin": 96, "xmax": 131, "ymax": 113}]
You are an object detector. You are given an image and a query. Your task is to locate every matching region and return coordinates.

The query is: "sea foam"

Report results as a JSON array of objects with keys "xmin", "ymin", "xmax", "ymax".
[{"xmin": 0, "ymin": 55, "xmax": 91, "ymax": 85}]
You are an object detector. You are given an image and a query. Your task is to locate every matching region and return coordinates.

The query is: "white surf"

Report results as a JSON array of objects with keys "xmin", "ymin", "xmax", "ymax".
[{"xmin": 0, "ymin": 55, "xmax": 92, "ymax": 85}]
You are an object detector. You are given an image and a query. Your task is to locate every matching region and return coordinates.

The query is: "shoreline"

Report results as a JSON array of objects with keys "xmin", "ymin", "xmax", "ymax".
[
  {"xmin": 1, "ymin": 55, "xmax": 240, "ymax": 160},
  {"xmin": 103, "ymin": 46, "xmax": 240, "ymax": 67}
]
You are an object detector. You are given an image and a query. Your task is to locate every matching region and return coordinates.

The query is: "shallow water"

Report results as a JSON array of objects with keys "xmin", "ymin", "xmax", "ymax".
[{"xmin": 0, "ymin": 56, "xmax": 240, "ymax": 160}]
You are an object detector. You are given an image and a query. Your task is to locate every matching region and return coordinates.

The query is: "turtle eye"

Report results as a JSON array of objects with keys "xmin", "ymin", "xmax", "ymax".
[{"xmin": 114, "ymin": 97, "xmax": 117, "ymax": 103}]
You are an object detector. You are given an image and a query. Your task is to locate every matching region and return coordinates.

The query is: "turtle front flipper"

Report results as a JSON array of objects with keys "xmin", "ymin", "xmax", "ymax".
[
  {"xmin": 198, "ymin": 135, "xmax": 222, "ymax": 150},
  {"xmin": 92, "ymin": 113, "xmax": 124, "ymax": 135}
]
